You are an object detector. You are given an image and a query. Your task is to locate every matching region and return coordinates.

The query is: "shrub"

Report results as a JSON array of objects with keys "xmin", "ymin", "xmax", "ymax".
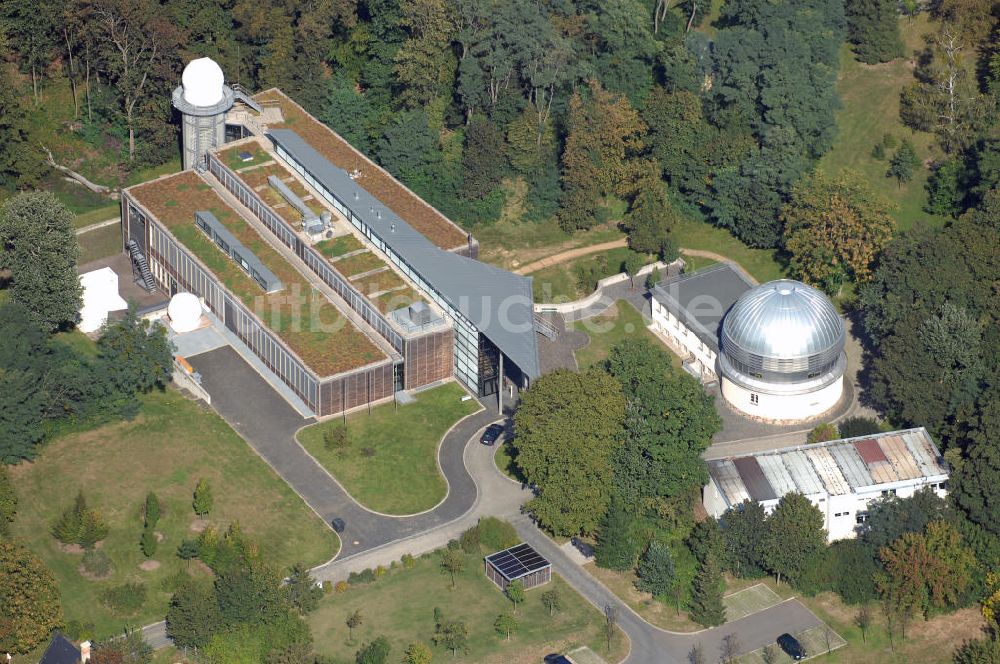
[
  {"xmin": 63, "ymin": 620, "xmax": 95, "ymax": 642},
  {"xmin": 460, "ymin": 526, "xmax": 481, "ymax": 554},
  {"xmin": 160, "ymin": 567, "xmax": 191, "ymax": 593},
  {"xmin": 401, "ymin": 553, "xmax": 415, "ymax": 569},
  {"xmin": 882, "ymin": 133, "xmax": 898, "ymax": 149},
  {"xmin": 81, "ymin": 549, "xmax": 112, "ymax": 578},
  {"xmin": 348, "ymin": 568, "xmax": 376, "ymax": 585},
  {"xmin": 447, "ymin": 539, "xmax": 461, "ymax": 551},
  {"xmin": 100, "ymin": 582, "xmax": 147, "ymax": 614},
  {"xmin": 323, "ymin": 426, "xmax": 350, "ymax": 451},
  {"xmin": 176, "ymin": 538, "xmax": 200, "ymax": 560},
  {"xmin": 807, "ymin": 423, "xmax": 839, "ymax": 444},
  {"xmin": 144, "ymin": 492, "xmax": 161, "ymax": 528},
  {"xmin": 192, "ymin": 478, "xmax": 213, "ymax": 516},
  {"xmin": 322, "ymin": 580, "xmax": 333, "ymax": 594},
  {"xmin": 837, "ymin": 416, "xmax": 883, "ymax": 439},
  {"xmin": 335, "ymin": 580, "xmax": 349, "ymax": 593},
  {"xmin": 361, "ymin": 447, "xmax": 376, "ymax": 458},
  {"xmin": 52, "ymin": 491, "xmax": 108, "ymax": 549},
  {"xmin": 871, "ymin": 142, "xmax": 886, "ymax": 160},
  {"xmin": 374, "ymin": 565, "xmax": 387, "ymax": 578},
  {"xmin": 477, "ymin": 517, "xmax": 519, "ymax": 552}
]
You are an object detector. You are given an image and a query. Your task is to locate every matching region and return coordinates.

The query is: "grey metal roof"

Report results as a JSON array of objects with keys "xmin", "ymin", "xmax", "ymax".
[
  {"xmin": 195, "ymin": 210, "xmax": 283, "ymax": 293},
  {"xmin": 707, "ymin": 428, "xmax": 948, "ymax": 508},
  {"xmin": 651, "ymin": 264, "xmax": 756, "ymax": 353},
  {"xmin": 720, "ymin": 279, "xmax": 844, "ymax": 380},
  {"xmin": 266, "ymin": 128, "xmax": 540, "ymax": 379}
]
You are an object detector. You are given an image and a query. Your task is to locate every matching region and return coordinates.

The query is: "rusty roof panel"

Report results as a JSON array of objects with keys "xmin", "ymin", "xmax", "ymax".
[
  {"xmin": 829, "ymin": 443, "xmax": 873, "ymax": 488},
  {"xmin": 853, "ymin": 438, "xmax": 888, "ymax": 464},
  {"xmin": 806, "ymin": 447, "xmax": 852, "ymax": 495},
  {"xmin": 880, "ymin": 434, "xmax": 922, "ymax": 480},
  {"xmin": 734, "ymin": 456, "xmax": 777, "ymax": 502}
]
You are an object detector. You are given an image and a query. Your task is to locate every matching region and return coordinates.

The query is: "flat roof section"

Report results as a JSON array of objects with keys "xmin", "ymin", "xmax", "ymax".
[
  {"xmin": 267, "ymin": 128, "xmax": 540, "ymax": 379},
  {"xmin": 707, "ymin": 428, "xmax": 948, "ymax": 509},
  {"xmin": 127, "ymin": 171, "xmax": 387, "ymax": 377},
  {"xmin": 652, "ymin": 264, "xmax": 756, "ymax": 353},
  {"xmin": 254, "ymin": 89, "xmax": 469, "ymax": 251},
  {"xmin": 485, "ymin": 543, "xmax": 550, "ymax": 581}
]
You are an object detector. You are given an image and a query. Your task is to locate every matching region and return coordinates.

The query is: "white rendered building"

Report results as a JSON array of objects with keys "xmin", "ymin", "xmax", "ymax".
[
  {"xmin": 718, "ymin": 279, "xmax": 846, "ymax": 422},
  {"xmin": 78, "ymin": 267, "xmax": 128, "ymax": 333},
  {"xmin": 704, "ymin": 428, "xmax": 950, "ymax": 541}
]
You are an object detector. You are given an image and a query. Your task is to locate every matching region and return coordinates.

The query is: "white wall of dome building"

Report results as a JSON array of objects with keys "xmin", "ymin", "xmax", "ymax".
[{"xmin": 719, "ymin": 375, "xmax": 844, "ymax": 422}]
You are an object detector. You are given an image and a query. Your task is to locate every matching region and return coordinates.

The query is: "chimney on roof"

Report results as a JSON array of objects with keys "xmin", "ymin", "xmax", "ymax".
[
  {"xmin": 390, "ymin": 223, "xmax": 396, "ymax": 233},
  {"xmin": 81, "ymin": 641, "xmax": 92, "ymax": 663},
  {"xmin": 376, "ymin": 210, "xmax": 381, "ymax": 219}
]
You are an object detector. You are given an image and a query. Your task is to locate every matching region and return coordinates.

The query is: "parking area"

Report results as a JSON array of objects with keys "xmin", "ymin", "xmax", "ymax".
[
  {"xmin": 723, "ymin": 584, "xmax": 784, "ymax": 623},
  {"xmin": 736, "ymin": 625, "xmax": 847, "ymax": 663}
]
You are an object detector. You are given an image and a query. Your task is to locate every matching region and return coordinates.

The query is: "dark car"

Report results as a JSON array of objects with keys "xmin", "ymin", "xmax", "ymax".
[
  {"xmin": 330, "ymin": 518, "xmax": 346, "ymax": 533},
  {"xmin": 480, "ymin": 423, "xmax": 505, "ymax": 446},
  {"xmin": 777, "ymin": 633, "xmax": 806, "ymax": 660},
  {"xmin": 543, "ymin": 655, "xmax": 572, "ymax": 664}
]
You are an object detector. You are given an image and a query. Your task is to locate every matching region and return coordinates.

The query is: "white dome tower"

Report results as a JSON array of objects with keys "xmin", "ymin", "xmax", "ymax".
[
  {"xmin": 172, "ymin": 58, "xmax": 234, "ymax": 170},
  {"xmin": 718, "ymin": 279, "xmax": 847, "ymax": 422}
]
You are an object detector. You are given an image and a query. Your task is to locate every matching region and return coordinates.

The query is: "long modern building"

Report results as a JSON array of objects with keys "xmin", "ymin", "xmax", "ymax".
[
  {"xmin": 120, "ymin": 58, "xmax": 540, "ymax": 415},
  {"xmin": 704, "ymin": 428, "xmax": 949, "ymax": 541}
]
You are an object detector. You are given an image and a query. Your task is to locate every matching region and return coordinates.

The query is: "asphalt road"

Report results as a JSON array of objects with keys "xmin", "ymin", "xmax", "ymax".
[{"xmin": 188, "ymin": 345, "xmax": 501, "ymax": 558}]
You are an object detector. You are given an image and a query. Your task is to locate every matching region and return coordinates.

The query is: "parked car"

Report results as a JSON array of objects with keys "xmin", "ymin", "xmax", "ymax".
[
  {"xmin": 330, "ymin": 518, "xmax": 346, "ymax": 533},
  {"xmin": 777, "ymin": 633, "xmax": 806, "ymax": 660},
  {"xmin": 480, "ymin": 423, "xmax": 505, "ymax": 446}
]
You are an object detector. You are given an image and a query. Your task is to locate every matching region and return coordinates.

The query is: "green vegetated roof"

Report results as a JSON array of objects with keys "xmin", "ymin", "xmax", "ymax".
[{"xmin": 128, "ymin": 171, "xmax": 386, "ymax": 376}]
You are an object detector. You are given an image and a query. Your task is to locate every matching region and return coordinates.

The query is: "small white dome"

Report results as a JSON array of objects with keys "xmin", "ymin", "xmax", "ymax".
[
  {"xmin": 168, "ymin": 292, "xmax": 203, "ymax": 333},
  {"xmin": 181, "ymin": 57, "xmax": 225, "ymax": 107}
]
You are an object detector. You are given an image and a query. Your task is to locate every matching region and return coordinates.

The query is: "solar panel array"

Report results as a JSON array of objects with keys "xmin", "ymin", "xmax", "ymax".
[
  {"xmin": 485, "ymin": 543, "xmax": 550, "ymax": 581},
  {"xmin": 710, "ymin": 428, "xmax": 948, "ymax": 507}
]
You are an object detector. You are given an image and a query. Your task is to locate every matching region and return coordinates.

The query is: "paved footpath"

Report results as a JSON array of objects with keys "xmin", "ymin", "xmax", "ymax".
[{"xmin": 171, "ymin": 345, "xmax": 824, "ymax": 663}]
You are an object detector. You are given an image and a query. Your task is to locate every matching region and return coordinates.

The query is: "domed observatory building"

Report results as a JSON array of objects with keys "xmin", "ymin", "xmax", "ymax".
[
  {"xmin": 172, "ymin": 58, "xmax": 235, "ymax": 170},
  {"xmin": 718, "ymin": 280, "xmax": 846, "ymax": 422}
]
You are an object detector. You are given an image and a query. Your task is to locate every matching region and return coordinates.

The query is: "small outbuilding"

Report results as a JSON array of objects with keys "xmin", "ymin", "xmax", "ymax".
[{"xmin": 484, "ymin": 543, "xmax": 551, "ymax": 591}]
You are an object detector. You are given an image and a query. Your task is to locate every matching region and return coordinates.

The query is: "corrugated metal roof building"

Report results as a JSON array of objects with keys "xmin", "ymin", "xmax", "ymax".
[{"xmin": 704, "ymin": 427, "xmax": 949, "ymax": 541}]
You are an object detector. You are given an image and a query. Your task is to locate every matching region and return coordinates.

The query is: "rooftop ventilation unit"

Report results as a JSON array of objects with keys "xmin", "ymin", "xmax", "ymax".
[{"xmin": 267, "ymin": 175, "xmax": 320, "ymax": 224}]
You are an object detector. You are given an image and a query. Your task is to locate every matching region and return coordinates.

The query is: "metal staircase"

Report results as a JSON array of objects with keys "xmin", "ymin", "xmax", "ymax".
[
  {"xmin": 127, "ymin": 240, "xmax": 157, "ymax": 293},
  {"xmin": 533, "ymin": 312, "xmax": 560, "ymax": 340},
  {"xmin": 231, "ymin": 83, "xmax": 263, "ymax": 113}
]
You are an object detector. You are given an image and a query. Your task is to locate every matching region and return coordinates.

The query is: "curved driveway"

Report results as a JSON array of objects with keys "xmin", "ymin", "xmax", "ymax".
[{"xmin": 188, "ymin": 345, "xmax": 502, "ymax": 559}]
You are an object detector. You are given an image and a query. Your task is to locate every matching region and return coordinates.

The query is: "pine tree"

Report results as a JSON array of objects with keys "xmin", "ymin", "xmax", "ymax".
[
  {"xmin": 140, "ymin": 525, "xmax": 157, "ymax": 558},
  {"xmin": 887, "ymin": 140, "xmax": 920, "ymax": 186},
  {"xmin": 594, "ymin": 499, "xmax": 638, "ymax": 571},
  {"xmin": 689, "ymin": 555, "xmax": 726, "ymax": 627},
  {"xmin": 193, "ymin": 479, "xmax": 213, "ymax": 517},
  {"xmin": 144, "ymin": 492, "xmax": 160, "ymax": 528},
  {"xmin": 635, "ymin": 540, "xmax": 676, "ymax": 597}
]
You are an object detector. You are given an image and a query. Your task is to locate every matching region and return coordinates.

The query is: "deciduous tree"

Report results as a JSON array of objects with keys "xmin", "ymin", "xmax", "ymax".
[
  {"xmin": 494, "ymin": 612, "xmax": 517, "ymax": 640},
  {"xmin": 440, "ymin": 548, "xmax": 464, "ymax": 588},
  {"xmin": 0, "ymin": 538, "xmax": 63, "ymax": 654},
  {"xmin": 514, "ymin": 369, "xmax": 626, "ymax": 535},
  {"xmin": 0, "ymin": 192, "xmax": 81, "ymax": 332},
  {"xmin": 782, "ymin": 171, "xmax": 896, "ymax": 294},
  {"xmin": 505, "ymin": 579, "xmax": 525, "ymax": 613},
  {"xmin": 845, "ymin": 0, "xmax": 903, "ymax": 64},
  {"xmin": 764, "ymin": 493, "xmax": 827, "ymax": 586},
  {"xmin": 165, "ymin": 579, "xmax": 223, "ymax": 648}
]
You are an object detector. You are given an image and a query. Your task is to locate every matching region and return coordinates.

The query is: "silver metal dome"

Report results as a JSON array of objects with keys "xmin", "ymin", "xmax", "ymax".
[{"xmin": 720, "ymin": 279, "xmax": 845, "ymax": 385}]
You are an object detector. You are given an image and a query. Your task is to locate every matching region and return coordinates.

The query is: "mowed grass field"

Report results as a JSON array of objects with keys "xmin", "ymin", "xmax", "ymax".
[
  {"xmin": 818, "ymin": 14, "xmax": 948, "ymax": 231},
  {"xmin": 572, "ymin": 301, "xmax": 679, "ymax": 370},
  {"xmin": 297, "ymin": 383, "xmax": 480, "ymax": 515},
  {"xmin": 308, "ymin": 548, "xmax": 629, "ymax": 664},
  {"xmin": 531, "ymin": 246, "xmax": 655, "ymax": 302},
  {"xmin": 9, "ymin": 389, "xmax": 338, "ymax": 637}
]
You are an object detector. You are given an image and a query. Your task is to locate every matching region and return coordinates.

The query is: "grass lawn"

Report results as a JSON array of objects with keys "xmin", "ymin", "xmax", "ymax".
[
  {"xmin": 316, "ymin": 234, "xmax": 365, "ymax": 259},
  {"xmin": 308, "ymin": 547, "xmax": 629, "ymax": 664},
  {"xmin": 73, "ymin": 203, "xmax": 121, "ymax": 229},
  {"xmin": 77, "ymin": 224, "xmax": 123, "ymax": 265},
  {"xmin": 9, "ymin": 389, "xmax": 338, "ymax": 638},
  {"xmin": 494, "ymin": 442, "xmax": 526, "ymax": 484},
  {"xmin": 297, "ymin": 383, "xmax": 480, "ymax": 515},
  {"xmin": 817, "ymin": 15, "xmax": 948, "ymax": 232},
  {"xmin": 672, "ymin": 217, "xmax": 786, "ymax": 284},
  {"xmin": 572, "ymin": 301, "xmax": 678, "ymax": 370},
  {"xmin": 531, "ymin": 246, "xmax": 655, "ymax": 302}
]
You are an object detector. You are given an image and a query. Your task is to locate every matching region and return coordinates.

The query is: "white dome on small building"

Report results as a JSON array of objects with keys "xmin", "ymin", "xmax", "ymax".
[
  {"xmin": 718, "ymin": 279, "xmax": 847, "ymax": 423},
  {"xmin": 167, "ymin": 292, "xmax": 203, "ymax": 333},
  {"xmin": 181, "ymin": 57, "xmax": 225, "ymax": 107}
]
